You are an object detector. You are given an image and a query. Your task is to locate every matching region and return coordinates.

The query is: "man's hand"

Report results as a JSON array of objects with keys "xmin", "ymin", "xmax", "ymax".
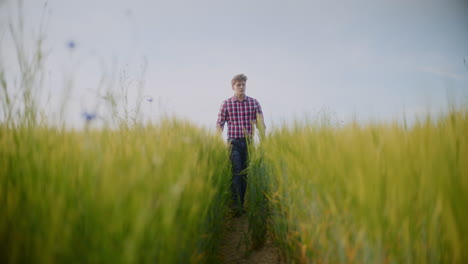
[
  {"xmin": 256, "ymin": 114, "xmax": 266, "ymax": 140},
  {"xmin": 216, "ymin": 125, "xmax": 223, "ymax": 136},
  {"xmin": 216, "ymin": 125, "xmax": 226, "ymax": 146}
]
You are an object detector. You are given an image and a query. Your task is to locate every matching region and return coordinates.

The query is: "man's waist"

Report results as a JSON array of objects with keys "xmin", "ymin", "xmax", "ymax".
[{"xmin": 228, "ymin": 136, "xmax": 252, "ymax": 142}]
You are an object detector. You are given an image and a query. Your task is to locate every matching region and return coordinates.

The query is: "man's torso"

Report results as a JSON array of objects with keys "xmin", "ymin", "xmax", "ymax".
[{"xmin": 222, "ymin": 96, "xmax": 260, "ymax": 139}]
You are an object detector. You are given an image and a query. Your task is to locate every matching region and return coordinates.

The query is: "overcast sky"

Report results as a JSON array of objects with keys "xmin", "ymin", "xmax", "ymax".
[{"xmin": 1, "ymin": 0, "xmax": 467, "ymax": 131}]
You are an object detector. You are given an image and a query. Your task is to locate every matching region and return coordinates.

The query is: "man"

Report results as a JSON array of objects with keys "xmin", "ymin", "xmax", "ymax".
[{"xmin": 216, "ymin": 73, "xmax": 265, "ymax": 216}]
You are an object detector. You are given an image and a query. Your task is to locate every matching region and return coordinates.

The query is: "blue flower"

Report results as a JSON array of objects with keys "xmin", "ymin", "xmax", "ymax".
[
  {"xmin": 67, "ymin": 41, "xmax": 76, "ymax": 50},
  {"xmin": 145, "ymin": 96, "xmax": 153, "ymax": 103},
  {"xmin": 82, "ymin": 112, "xmax": 96, "ymax": 121}
]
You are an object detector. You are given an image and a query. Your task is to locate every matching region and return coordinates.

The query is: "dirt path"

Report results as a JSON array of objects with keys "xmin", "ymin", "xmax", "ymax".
[{"xmin": 219, "ymin": 215, "xmax": 285, "ymax": 264}]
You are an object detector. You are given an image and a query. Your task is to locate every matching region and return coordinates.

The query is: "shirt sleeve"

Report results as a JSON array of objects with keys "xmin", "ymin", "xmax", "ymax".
[
  {"xmin": 255, "ymin": 99, "xmax": 263, "ymax": 116},
  {"xmin": 216, "ymin": 100, "xmax": 228, "ymax": 130}
]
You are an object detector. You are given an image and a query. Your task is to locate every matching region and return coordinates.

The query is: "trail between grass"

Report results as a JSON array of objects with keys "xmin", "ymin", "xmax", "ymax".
[{"xmin": 220, "ymin": 215, "xmax": 285, "ymax": 264}]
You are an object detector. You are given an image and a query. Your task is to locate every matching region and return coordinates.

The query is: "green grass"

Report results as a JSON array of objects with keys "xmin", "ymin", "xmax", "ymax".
[
  {"xmin": 250, "ymin": 109, "xmax": 468, "ymax": 263},
  {"xmin": 0, "ymin": 119, "xmax": 231, "ymax": 263},
  {"xmin": 2, "ymin": 109, "xmax": 467, "ymax": 263}
]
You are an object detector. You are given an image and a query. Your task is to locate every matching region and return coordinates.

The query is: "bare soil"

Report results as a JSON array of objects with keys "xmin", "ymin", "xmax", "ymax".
[{"xmin": 219, "ymin": 214, "xmax": 285, "ymax": 264}]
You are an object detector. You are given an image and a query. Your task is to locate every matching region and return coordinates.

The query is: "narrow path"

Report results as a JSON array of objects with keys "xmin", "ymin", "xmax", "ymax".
[{"xmin": 220, "ymin": 215, "xmax": 285, "ymax": 264}]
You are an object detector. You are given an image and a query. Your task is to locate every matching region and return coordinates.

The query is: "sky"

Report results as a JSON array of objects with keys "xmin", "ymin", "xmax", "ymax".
[{"xmin": 1, "ymin": 0, "xmax": 467, "ymax": 132}]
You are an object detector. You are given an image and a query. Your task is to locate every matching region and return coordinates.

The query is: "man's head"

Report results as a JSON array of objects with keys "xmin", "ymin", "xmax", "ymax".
[{"xmin": 231, "ymin": 73, "xmax": 247, "ymax": 97}]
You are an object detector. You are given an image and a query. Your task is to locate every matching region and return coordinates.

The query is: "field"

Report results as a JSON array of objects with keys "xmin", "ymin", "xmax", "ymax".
[
  {"xmin": 1, "ymin": 9, "xmax": 467, "ymax": 261},
  {"xmin": 0, "ymin": 120, "xmax": 231, "ymax": 263},
  {"xmin": 250, "ymin": 110, "xmax": 468, "ymax": 263},
  {"xmin": 1, "ymin": 108, "xmax": 467, "ymax": 263}
]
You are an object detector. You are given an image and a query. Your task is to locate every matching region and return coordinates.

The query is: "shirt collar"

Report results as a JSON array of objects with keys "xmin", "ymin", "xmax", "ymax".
[{"xmin": 231, "ymin": 95, "xmax": 250, "ymax": 102}]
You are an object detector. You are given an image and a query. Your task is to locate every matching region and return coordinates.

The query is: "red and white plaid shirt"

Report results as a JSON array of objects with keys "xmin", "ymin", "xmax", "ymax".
[{"xmin": 217, "ymin": 96, "xmax": 264, "ymax": 139}]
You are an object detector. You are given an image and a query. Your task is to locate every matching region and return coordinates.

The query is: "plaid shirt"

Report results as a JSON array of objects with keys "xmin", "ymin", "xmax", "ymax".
[{"xmin": 217, "ymin": 96, "xmax": 264, "ymax": 139}]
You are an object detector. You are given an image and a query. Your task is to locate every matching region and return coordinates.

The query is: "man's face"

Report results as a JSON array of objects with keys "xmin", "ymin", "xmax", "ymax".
[{"xmin": 232, "ymin": 81, "xmax": 246, "ymax": 96}]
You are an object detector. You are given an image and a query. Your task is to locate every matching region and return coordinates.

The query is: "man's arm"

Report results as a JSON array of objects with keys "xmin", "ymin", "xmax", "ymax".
[
  {"xmin": 254, "ymin": 99, "xmax": 266, "ymax": 140},
  {"xmin": 256, "ymin": 113, "xmax": 266, "ymax": 140},
  {"xmin": 216, "ymin": 101, "xmax": 227, "ymax": 137}
]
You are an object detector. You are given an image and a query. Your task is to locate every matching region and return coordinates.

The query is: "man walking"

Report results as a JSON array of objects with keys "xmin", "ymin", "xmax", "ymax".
[{"xmin": 217, "ymin": 73, "xmax": 265, "ymax": 216}]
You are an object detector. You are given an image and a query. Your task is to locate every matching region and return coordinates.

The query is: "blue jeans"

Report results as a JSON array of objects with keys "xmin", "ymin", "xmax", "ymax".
[{"xmin": 228, "ymin": 138, "xmax": 249, "ymax": 210}]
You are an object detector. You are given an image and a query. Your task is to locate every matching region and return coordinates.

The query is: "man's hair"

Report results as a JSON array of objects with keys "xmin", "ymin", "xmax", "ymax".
[{"xmin": 231, "ymin": 73, "xmax": 248, "ymax": 86}]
